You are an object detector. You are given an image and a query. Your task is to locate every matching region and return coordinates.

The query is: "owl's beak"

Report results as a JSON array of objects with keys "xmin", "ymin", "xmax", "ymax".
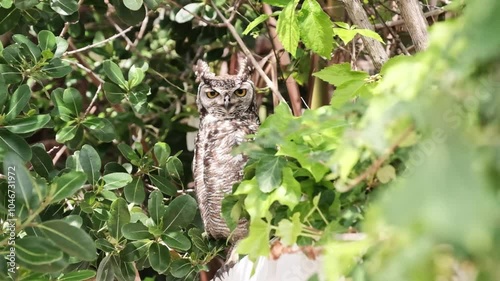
[{"xmin": 224, "ymin": 95, "xmax": 230, "ymax": 109}]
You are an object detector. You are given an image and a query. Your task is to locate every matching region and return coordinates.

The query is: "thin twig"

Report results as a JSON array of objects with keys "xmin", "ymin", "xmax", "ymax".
[
  {"xmin": 374, "ymin": 7, "xmax": 445, "ymax": 29},
  {"xmin": 342, "ymin": 126, "xmax": 414, "ymax": 192},
  {"xmin": 52, "ymin": 146, "xmax": 67, "ymax": 165},
  {"xmin": 63, "ymin": 26, "xmax": 134, "ymax": 56},
  {"xmin": 84, "ymin": 84, "xmax": 102, "ymax": 117},
  {"xmin": 132, "ymin": 11, "xmax": 150, "ymax": 48},
  {"xmin": 212, "ymin": 3, "xmax": 286, "ymax": 103}
]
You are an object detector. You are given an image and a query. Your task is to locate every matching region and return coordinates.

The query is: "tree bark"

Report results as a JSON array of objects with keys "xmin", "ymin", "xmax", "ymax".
[
  {"xmin": 340, "ymin": 0, "xmax": 388, "ymax": 71},
  {"xmin": 397, "ymin": 0, "xmax": 429, "ymax": 51}
]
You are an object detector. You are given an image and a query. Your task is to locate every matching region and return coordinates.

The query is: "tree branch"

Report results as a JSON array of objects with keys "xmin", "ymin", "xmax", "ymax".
[
  {"xmin": 396, "ymin": 0, "xmax": 429, "ymax": 51},
  {"xmin": 63, "ymin": 26, "xmax": 134, "ymax": 56},
  {"xmin": 340, "ymin": 0, "xmax": 388, "ymax": 71}
]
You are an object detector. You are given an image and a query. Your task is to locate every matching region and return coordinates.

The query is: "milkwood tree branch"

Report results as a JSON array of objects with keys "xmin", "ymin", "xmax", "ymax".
[
  {"xmin": 396, "ymin": 0, "xmax": 429, "ymax": 51},
  {"xmin": 63, "ymin": 26, "xmax": 134, "ymax": 56},
  {"xmin": 340, "ymin": 0, "xmax": 388, "ymax": 71}
]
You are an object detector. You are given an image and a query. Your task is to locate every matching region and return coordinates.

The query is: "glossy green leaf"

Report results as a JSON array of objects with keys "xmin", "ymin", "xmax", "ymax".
[
  {"xmin": 95, "ymin": 254, "xmax": 114, "ymax": 281},
  {"xmin": 16, "ymin": 236, "xmax": 63, "ymax": 266},
  {"xmin": 30, "ymin": 145, "xmax": 55, "ymax": 179},
  {"xmin": 243, "ymin": 14, "xmax": 270, "ymax": 35},
  {"xmin": 276, "ymin": 0, "xmax": 299, "ymax": 57},
  {"xmin": 124, "ymin": 177, "xmax": 145, "ymax": 205},
  {"xmin": 256, "ymin": 156, "xmax": 286, "ymax": 193},
  {"xmin": 103, "ymin": 60, "xmax": 128, "ymax": 89},
  {"xmin": 62, "ymin": 87, "xmax": 82, "ymax": 116},
  {"xmin": 162, "ymin": 231, "xmax": 191, "ymax": 252},
  {"xmin": 149, "ymin": 174, "xmax": 176, "ymax": 196},
  {"xmin": 0, "ymin": 7, "xmax": 20, "ymax": 35},
  {"xmin": 58, "ymin": 270, "xmax": 97, "ymax": 281},
  {"xmin": 51, "ymin": 171, "xmax": 87, "ymax": 202},
  {"xmin": 14, "ymin": 0, "xmax": 38, "ymax": 10},
  {"xmin": 54, "ymin": 37, "xmax": 68, "ymax": 57},
  {"xmin": 3, "ymin": 152, "xmax": 34, "ymax": 210},
  {"xmin": 298, "ymin": 0, "xmax": 333, "ymax": 57},
  {"xmin": 51, "ymin": 88, "xmax": 75, "ymax": 121},
  {"xmin": 174, "ymin": 3, "xmax": 203, "ymax": 24},
  {"xmin": 0, "ymin": 64, "xmax": 22, "ymax": 84},
  {"xmin": 82, "ymin": 116, "xmax": 116, "ymax": 142},
  {"xmin": 103, "ymin": 82, "xmax": 125, "ymax": 104},
  {"xmin": 148, "ymin": 242, "xmax": 170, "ymax": 274},
  {"xmin": 123, "ymin": 0, "xmax": 143, "ymax": 11},
  {"xmin": 0, "ymin": 129, "xmax": 31, "ymax": 161},
  {"xmin": 188, "ymin": 228, "xmax": 208, "ymax": 252},
  {"xmin": 42, "ymin": 58, "xmax": 71, "ymax": 78},
  {"xmin": 148, "ymin": 190, "xmax": 165, "ymax": 225},
  {"xmin": 38, "ymin": 30, "xmax": 56, "ymax": 50},
  {"xmin": 120, "ymin": 240, "xmax": 150, "ymax": 262},
  {"xmin": 50, "ymin": 0, "xmax": 78, "ymax": 16},
  {"xmin": 13, "ymin": 34, "xmax": 41, "ymax": 62},
  {"xmin": 162, "ymin": 195, "xmax": 197, "ymax": 232},
  {"xmin": 122, "ymin": 222, "xmax": 153, "ymax": 240},
  {"xmin": 79, "ymin": 144, "xmax": 101, "ymax": 185},
  {"xmin": 111, "ymin": 0, "xmax": 145, "ymax": 26},
  {"xmin": 39, "ymin": 220, "xmax": 97, "ymax": 261},
  {"xmin": 6, "ymin": 84, "xmax": 30, "ymax": 121},
  {"xmin": 110, "ymin": 255, "xmax": 136, "ymax": 281},
  {"xmin": 118, "ymin": 143, "xmax": 140, "ymax": 163},
  {"xmin": 169, "ymin": 259, "xmax": 191, "ymax": 278},
  {"xmin": 95, "ymin": 239, "xmax": 115, "ymax": 253},
  {"xmin": 103, "ymin": 172, "xmax": 132, "ymax": 190},
  {"xmin": 108, "ymin": 198, "xmax": 131, "ymax": 240},
  {"xmin": 56, "ymin": 125, "xmax": 78, "ymax": 143},
  {"xmin": 153, "ymin": 142, "xmax": 170, "ymax": 166},
  {"xmin": 4, "ymin": 114, "xmax": 51, "ymax": 134}
]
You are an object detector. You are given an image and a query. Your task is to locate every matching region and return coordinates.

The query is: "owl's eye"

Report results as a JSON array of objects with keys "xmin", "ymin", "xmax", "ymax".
[
  {"xmin": 234, "ymin": 89, "xmax": 247, "ymax": 97},
  {"xmin": 206, "ymin": 91, "xmax": 219, "ymax": 99}
]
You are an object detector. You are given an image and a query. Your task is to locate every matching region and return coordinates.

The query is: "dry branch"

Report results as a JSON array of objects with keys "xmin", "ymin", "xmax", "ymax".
[{"xmin": 396, "ymin": 0, "xmax": 429, "ymax": 51}]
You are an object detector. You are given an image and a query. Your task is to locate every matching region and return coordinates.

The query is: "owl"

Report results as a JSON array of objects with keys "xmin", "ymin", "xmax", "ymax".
[{"xmin": 193, "ymin": 59, "xmax": 259, "ymax": 243}]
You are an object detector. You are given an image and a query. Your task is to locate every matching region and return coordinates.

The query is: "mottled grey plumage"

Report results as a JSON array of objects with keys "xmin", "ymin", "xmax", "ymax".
[{"xmin": 193, "ymin": 59, "xmax": 259, "ymax": 243}]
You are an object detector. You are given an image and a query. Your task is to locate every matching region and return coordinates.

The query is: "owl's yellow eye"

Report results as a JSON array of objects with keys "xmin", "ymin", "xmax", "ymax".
[
  {"xmin": 234, "ymin": 89, "xmax": 247, "ymax": 97},
  {"xmin": 206, "ymin": 91, "xmax": 219, "ymax": 99}
]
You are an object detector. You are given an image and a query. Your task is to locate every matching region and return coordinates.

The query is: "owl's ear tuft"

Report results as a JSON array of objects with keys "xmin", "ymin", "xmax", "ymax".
[
  {"xmin": 195, "ymin": 60, "xmax": 215, "ymax": 82},
  {"xmin": 237, "ymin": 57, "xmax": 253, "ymax": 81}
]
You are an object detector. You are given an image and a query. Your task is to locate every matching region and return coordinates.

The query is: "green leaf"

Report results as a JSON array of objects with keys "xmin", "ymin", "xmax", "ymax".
[
  {"xmin": 148, "ymin": 242, "xmax": 171, "ymax": 274},
  {"xmin": 31, "ymin": 145, "xmax": 55, "ymax": 179},
  {"xmin": 79, "ymin": 144, "xmax": 101, "ymax": 185},
  {"xmin": 54, "ymin": 37, "xmax": 68, "ymax": 57},
  {"xmin": 14, "ymin": 0, "xmax": 38, "ymax": 10},
  {"xmin": 108, "ymin": 198, "xmax": 131, "ymax": 240},
  {"xmin": 170, "ymin": 259, "xmax": 191, "ymax": 278},
  {"xmin": 263, "ymin": 0, "xmax": 291, "ymax": 7},
  {"xmin": 120, "ymin": 240, "xmax": 150, "ymax": 262},
  {"xmin": 51, "ymin": 88, "xmax": 75, "ymax": 121},
  {"xmin": 95, "ymin": 238, "xmax": 115, "ymax": 253},
  {"xmin": 0, "ymin": 7, "xmax": 20, "ymax": 35},
  {"xmin": 0, "ymin": 64, "xmax": 22, "ymax": 84},
  {"xmin": 42, "ymin": 58, "xmax": 72, "ymax": 78},
  {"xmin": 237, "ymin": 219, "xmax": 271, "ymax": 261},
  {"xmin": 13, "ymin": 34, "xmax": 41, "ymax": 62},
  {"xmin": 243, "ymin": 14, "xmax": 270, "ymax": 35},
  {"xmin": 188, "ymin": 228, "xmax": 208, "ymax": 252},
  {"xmin": 122, "ymin": 222, "xmax": 153, "ymax": 240},
  {"xmin": 313, "ymin": 63, "xmax": 368, "ymax": 86},
  {"xmin": 124, "ymin": 177, "xmax": 145, "ymax": 205},
  {"xmin": 298, "ymin": 0, "xmax": 333, "ymax": 57},
  {"xmin": 162, "ymin": 231, "xmax": 191, "ymax": 252},
  {"xmin": 58, "ymin": 270, "xmax": 97, "ymax": 281},
  {"xmin": 103, "ymin": 172, "xmax": 133, "ymax": 190},
  {"xmin": 111, "ymin": 0, "xmax": 145, "ymax": 26},
  {"xmin": 0, "ymin": 129, "xmax": 31, "ymax": 161},
  {"xmin": 128, "ymin": 64, "xmax": 146, "ymax": 88},
  {"xmin": 63, "ymin": 87, "xmax": 82, "ymax": 116},
  {"xmin": 118, "ymin": 143, "xmax": 140, "ymax": 163},
  {"xmin": 356, "ymin": 28, "xmax": 384, "ymax": 43},
  {"xmin": 162, "ymin": 195, "xmax": 197, "ymax": 232},
  {"xmin": 95, "ymin": 255, "xmax": 114, "ymax": 281},
  {"xmin": 6, "ymin": 84, "xmax": 30, "ymax": 121},
  {"xmin": 330, "ymin": 79, "xmax": 371, "ymax": 108},
  {"xmin": 16, "ymin": 236, "xmax": 63, "ymax": 266},
  {"xmin": 149, "ymin": 174, "xmax": 177, "ymax": 196},
  {"xmin": 123, "ymin": 0, "xmax": 143, "ymax": 11},
  {"xmin": 153, "ymin": 142, "xmax": 170, "ymax": 165},
  {"xmin": 110, "ymin": 255, "xmax": 136, "ymax": 281},
  {"xmin": 276, "ymin": 0, "xmax": 299, "ymax": 57},
  {"xmin": 103, "ymin": 60, "xmax": 128, "ymax": 90},
  {"xmin": 144, "ymin": 0, "xmax": 161, "ymax": 9},
  {"xmin": 129, "ymin": 88, "xmax": 149, "ymax": 114},
  {"xmin": 38, "ymin": 30, "xmax": 56, "ymax": 51},
  {"xmin": 3, "ymin": 152, "xmax": 34, "ymax": 210},
  {"xmin": 174, "ymin": 3, "xmax": 203, "ymax": 24},
  {"xmin": 82, "ymin": 117, "xmax": 116, "ymax": 142},
  {"xmin": 51, "ymin": 171, "xmax": 87, "ymax": 202},
  {"xmin": 39, "ymin": 220, "xmax": 97, "ymax": 261},
  {"xmin": 275, "ymin": 212, "xmax": 302, "ymax": 246},
  {"xmin": 4, "ymin": 114, "xmax": 51, "ymax": 134},
  {"xmin": 50, "ymin": 0, "xmax": 78, "ymax": 16},
  {"xmin": 256, "ymin": 156, "xmax": 286, "ymax": 193},
  {"xmin": 56, "ymin": 125, "xmax": 78, "ymax": 143},
  {"xmin": 103, "ymin": 82, "xmax": 125, "ymax": 104},
  {"xmin": 148, "ymin": 190, "xmax": 165, "ymax": 225}
]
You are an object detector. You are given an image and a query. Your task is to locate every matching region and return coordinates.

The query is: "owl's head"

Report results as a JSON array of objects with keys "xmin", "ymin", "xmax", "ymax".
[{"xmin": 195, "ymin": 59, "xmax": 256, "ymax": 117}]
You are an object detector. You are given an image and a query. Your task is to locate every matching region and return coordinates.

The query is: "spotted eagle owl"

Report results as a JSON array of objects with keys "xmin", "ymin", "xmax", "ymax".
[{"xmin": 193, "ymin": 59, "xmax": 259, "ymax": 243}]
